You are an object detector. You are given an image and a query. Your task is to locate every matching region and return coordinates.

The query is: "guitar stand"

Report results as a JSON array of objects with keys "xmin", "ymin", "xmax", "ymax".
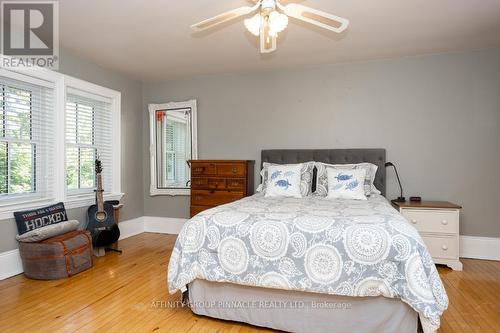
[
  {"xmin": 105, "ymin": 247, "xmax": 123, "ymax": 254},
  {"xmin": 93, "ymin": 246, "xmax": 123, "ymax": 257}
]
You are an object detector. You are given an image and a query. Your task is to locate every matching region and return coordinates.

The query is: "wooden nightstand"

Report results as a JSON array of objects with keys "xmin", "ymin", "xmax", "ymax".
[{"xmin": 392, "ymin": 200, "xmax": 463, "ymax": 271}]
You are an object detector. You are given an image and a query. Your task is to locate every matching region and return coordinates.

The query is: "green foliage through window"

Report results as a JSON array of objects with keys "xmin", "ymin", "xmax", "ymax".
[
  {"xmin": 66, "ymin": 100, "xmax": 96, "ymax": 191},
  {"xmin": 0, "ymin": 85, "xmax": 35, "ymax": 196}
]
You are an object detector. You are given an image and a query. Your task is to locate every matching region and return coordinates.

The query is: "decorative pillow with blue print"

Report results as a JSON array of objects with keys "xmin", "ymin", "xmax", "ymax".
[
  {"xmin": 326, "ymin": 167, "xmax": 368, "ymax": 200},
  {"xmin": 257, "ymin": 161, "xmax": 315, "ymax": 197},
  {"xmin": 264, "ymin": 165, "xmax": 303, "ymax": 198},
  {"xmin": 315, "ymin": 162, "xmax": 380, "ymax": 197}
]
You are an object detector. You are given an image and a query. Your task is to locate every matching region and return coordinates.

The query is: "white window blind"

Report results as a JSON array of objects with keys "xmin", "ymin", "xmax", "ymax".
[
  {"xmin": 65, "ymin": 89, "xmax": 113, "ymax": 195},
  {"xmin": 164, "ymin": 118, "xmax": 187, "ymax": 184},
  {"xmin": 0, "ymin": 74, "xmax": 55, "ymax": 205}
]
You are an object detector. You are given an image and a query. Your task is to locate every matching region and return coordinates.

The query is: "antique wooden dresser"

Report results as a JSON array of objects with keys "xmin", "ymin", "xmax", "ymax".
[{"xmin": 190, "ymin": 160, "xmax": 255, "ymax": 217}]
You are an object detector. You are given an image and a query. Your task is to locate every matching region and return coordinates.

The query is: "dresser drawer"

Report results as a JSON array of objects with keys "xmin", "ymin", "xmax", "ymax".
[
  {"xmin": 421, "ymin": 235, "xmax": 458, "ymax": 260},
  {"xmin": 400, "ymin": 209, "xmax": 458, "ymax": 234},
  {"xmin": 208, "ymin": 178, "xmax": 226, "ymax": 190},
  {"xmin": 226, "ymin": 178, "xmax": 246, "ymax": 190},
  {"xmin": 191, "ymin": 190, "xmax": 244, "ymax": 206},
  {"xmin": 191, "ymin": 178, "xmax": 227, "ymax": 190},
  {"xmin": 191, "ymin": 163, "xmax": 216, "ymax": 176},
  {"xmin": 216, "ymin": 163, "xmax": 246, "ymax": 177},
  {"xmin": 191, "ymin": 177, "xmax": 209, "ymax": 189}
]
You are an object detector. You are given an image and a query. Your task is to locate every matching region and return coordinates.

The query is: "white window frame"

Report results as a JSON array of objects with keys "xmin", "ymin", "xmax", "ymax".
[
  {"xmin": 0, "ymin": 65, "xmax": 123, "ymax": 220},
  {"xmin": 149, "ymin": 100, "xmax": 197, "ymax": 196}
]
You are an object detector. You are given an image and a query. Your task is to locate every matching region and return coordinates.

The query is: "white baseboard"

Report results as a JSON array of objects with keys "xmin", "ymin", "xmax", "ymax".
[
  {"xmin": 0, "ymin": 249, "xmax": 23, "ymax": 280},
  {"xmin": 144, "ymin": 216, "xmax": 187, "ymax": 235},
  {"xmin": 460, "ymin": 236, "xmax": 500, "ymax": 261},
  {"xmin": 119, "ymin": 216, "xmax": 145, "ymax": 240},
  {"xmin": 120, "ymin": 216, "xmax": 185, "ymax": 237}
]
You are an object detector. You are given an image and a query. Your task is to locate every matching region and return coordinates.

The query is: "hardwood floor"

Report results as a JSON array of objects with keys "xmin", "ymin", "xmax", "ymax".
[{"xmin": 0, "ymin": 233, "xmax": 499, "ymax": 333}]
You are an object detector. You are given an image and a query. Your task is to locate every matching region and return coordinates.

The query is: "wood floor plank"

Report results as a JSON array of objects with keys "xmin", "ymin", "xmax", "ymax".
[{"xmin": 0, "ymin": 233, "xmax": 499, "ymax": 333}]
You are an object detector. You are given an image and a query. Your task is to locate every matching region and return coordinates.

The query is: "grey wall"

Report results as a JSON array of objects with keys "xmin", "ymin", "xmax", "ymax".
[
  {"xmin": 0, "ymin": 48, "xmax": 144, "ymax": 252},
  {"xmin": 143, "ymin": 48, "xmax": 500, "ymax": 238},
  {"xmin": 1, "ymin": 48, "xmax": 499, "ymax": 253}
]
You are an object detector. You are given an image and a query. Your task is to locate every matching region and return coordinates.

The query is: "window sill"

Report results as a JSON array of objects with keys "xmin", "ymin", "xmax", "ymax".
[
  {"xmin": 64, "ymin": 192, "xmax": 125, "ymax": 210},
  {"xmin": 0, "ymin": 192, "xmax": 125, "ymax": 220}
]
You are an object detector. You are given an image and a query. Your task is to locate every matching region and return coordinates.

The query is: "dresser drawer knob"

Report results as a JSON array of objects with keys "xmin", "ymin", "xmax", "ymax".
[
  {"xmin": 411, "ymin": 219, "xmax": 417, "ymax": 224},
  {"xmin": 442, "ymin": 245, "xmax": 448, "ymax": 251},
  {"xmin": 441, "ymin": 220, "xmax": 448, "ymax": 225},
  {"xmin": 232, "ymin": 167, "xmax": 238, "ymax": 173}
]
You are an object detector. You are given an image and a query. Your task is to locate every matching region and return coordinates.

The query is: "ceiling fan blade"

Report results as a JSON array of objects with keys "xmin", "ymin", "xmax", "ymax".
[
  {"xmin": 279, "ymin": 3, "xmax": 349, "ymax": 33},
  {"xmin": 260, "ymin": 24, "xmax": 277, "ymax": 53},
  {"xmin": 191, "ymin": 5, "xmax": 258, "ymax": 32}
]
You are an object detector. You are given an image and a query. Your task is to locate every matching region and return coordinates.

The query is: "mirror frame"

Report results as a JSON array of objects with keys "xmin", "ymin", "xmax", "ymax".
[{"xmin": 148, "ymin": 100, "xmax": 198, "ymax": 196}]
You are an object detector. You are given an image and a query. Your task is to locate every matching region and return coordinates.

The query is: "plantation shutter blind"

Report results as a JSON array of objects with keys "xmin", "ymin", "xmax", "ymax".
[
  {"xmin": 65, "ymin": 88, "xmax": 113, "ymax": 195},
  {"xmin": 162, "ymin": 121, "xmax": 175, "ymax": 183},
  {"xmin": 162, "ymin": 112, "xmax": 189, "ymax": 187},
  {"xmin": 173, "ymin": 120, "xmax": 187, "ymax": 184},
  {"xmin": 0, "ymin": 73, "xmax": 55, "ymax": 205}
]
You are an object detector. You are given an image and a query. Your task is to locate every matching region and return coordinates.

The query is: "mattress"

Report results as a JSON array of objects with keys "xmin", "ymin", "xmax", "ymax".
[{"xmin": 168, "ymin": 193, "xmax": 447, "ymax": 333}]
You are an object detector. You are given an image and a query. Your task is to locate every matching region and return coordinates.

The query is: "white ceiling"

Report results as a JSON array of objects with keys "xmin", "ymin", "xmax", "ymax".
[{"xmin": 59, "ymin": 0, "xmax": 500, "ymax": 82}]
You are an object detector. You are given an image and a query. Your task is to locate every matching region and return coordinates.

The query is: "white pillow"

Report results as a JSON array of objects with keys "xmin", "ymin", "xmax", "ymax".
[
  {"xmin": 16, "ymin": 220, "xmax": 80, "ymax": 242},
  {"xmin": 257, "ymin": 161, "xmax": 314, "ymax": 197},
  {"xmin": 265, "ymin": 164, "xmax": 303, "ymax": 198},
  {"xmin": 315, "ymin": 162, "xmax": 380, "ymax": 196},
  {"xmin": 326, "ymin": 167, "xmax": 368, "ymax": 200}
]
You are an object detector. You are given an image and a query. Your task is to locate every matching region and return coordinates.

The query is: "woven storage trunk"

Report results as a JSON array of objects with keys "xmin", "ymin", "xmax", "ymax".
[{"xmin": 19, "ymin": 230, "xmax": 93, "ymax": 280}]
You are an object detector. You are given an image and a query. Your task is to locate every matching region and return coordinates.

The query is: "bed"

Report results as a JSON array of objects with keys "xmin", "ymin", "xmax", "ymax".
[{"xmin": 167, "ymin": 149, "xmax": 447, "ymax": 333}]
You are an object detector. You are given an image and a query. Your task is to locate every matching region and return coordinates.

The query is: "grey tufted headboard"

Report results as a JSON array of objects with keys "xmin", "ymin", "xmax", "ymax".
[{"xmin": 261, "ymin": 149, "xmax": 386, "ymax": 196}]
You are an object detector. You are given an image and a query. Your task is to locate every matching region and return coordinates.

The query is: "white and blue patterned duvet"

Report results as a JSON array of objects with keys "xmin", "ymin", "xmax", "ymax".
[{"xmin": 168, "ymin": 193, "xmax": 448, "ymax": 333}]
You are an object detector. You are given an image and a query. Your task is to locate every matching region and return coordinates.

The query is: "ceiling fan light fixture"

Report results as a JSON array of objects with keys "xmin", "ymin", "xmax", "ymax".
[
  {"xmin": 244, "ymin": 13, "xmax": 262, "ymax": 37},
  {"xmin": 191, "ymin": 0, "xmax": 349, "ymax": 53},
  {"xmin": 268, "ymin": 11, "xmax": 288, "ymax": 36}
]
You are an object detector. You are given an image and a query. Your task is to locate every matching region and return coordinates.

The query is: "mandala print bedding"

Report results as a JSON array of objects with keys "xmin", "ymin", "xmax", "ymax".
[{"xmin": 168, "ymin": 194, "xmax": 448, "ymax": 333}]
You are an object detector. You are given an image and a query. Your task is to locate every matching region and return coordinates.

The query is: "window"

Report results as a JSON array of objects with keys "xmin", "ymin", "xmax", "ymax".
[
  {"xmin": 0, "ymin": 68, "xmax": 122, "ymax": 220},
  {"xmin": 149, "ymin": 100, "xmax": 197, "ymax": 196},
  {"xmin": 65, "ymin": 91, "xmax": 113, "ymax": 195},
  {"xmin": 0, "ymin": 73, "xmax": 54, "ymax": 205}
]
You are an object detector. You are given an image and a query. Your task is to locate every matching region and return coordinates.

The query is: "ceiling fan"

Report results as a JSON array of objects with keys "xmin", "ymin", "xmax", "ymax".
[{"xmin": 191, "ymin": 0, "xmax": 349, "ymax": 54}]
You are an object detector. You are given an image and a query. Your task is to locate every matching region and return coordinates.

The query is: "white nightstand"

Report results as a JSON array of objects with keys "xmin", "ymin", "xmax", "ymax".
[{"xmin": 392, "ymin": 201, "xmax": 463, "ymax": 271}]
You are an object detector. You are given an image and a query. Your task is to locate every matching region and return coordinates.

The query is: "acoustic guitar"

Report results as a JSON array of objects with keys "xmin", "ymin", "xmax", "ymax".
[{"xmin": 86, "ymin": 158, "xmax": 120, "ymax": 250}]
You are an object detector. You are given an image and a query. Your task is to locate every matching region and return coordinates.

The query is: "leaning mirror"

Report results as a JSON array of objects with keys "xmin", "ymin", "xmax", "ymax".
[{"xmin": 149, "ymin": 100, "xmax": 197, "ymax": 196}]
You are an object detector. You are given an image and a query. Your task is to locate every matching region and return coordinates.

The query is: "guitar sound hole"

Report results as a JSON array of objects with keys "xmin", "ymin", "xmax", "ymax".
[{"xmin": 96, "ymin": 211, "xmax": 107, "ymax": 222}]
